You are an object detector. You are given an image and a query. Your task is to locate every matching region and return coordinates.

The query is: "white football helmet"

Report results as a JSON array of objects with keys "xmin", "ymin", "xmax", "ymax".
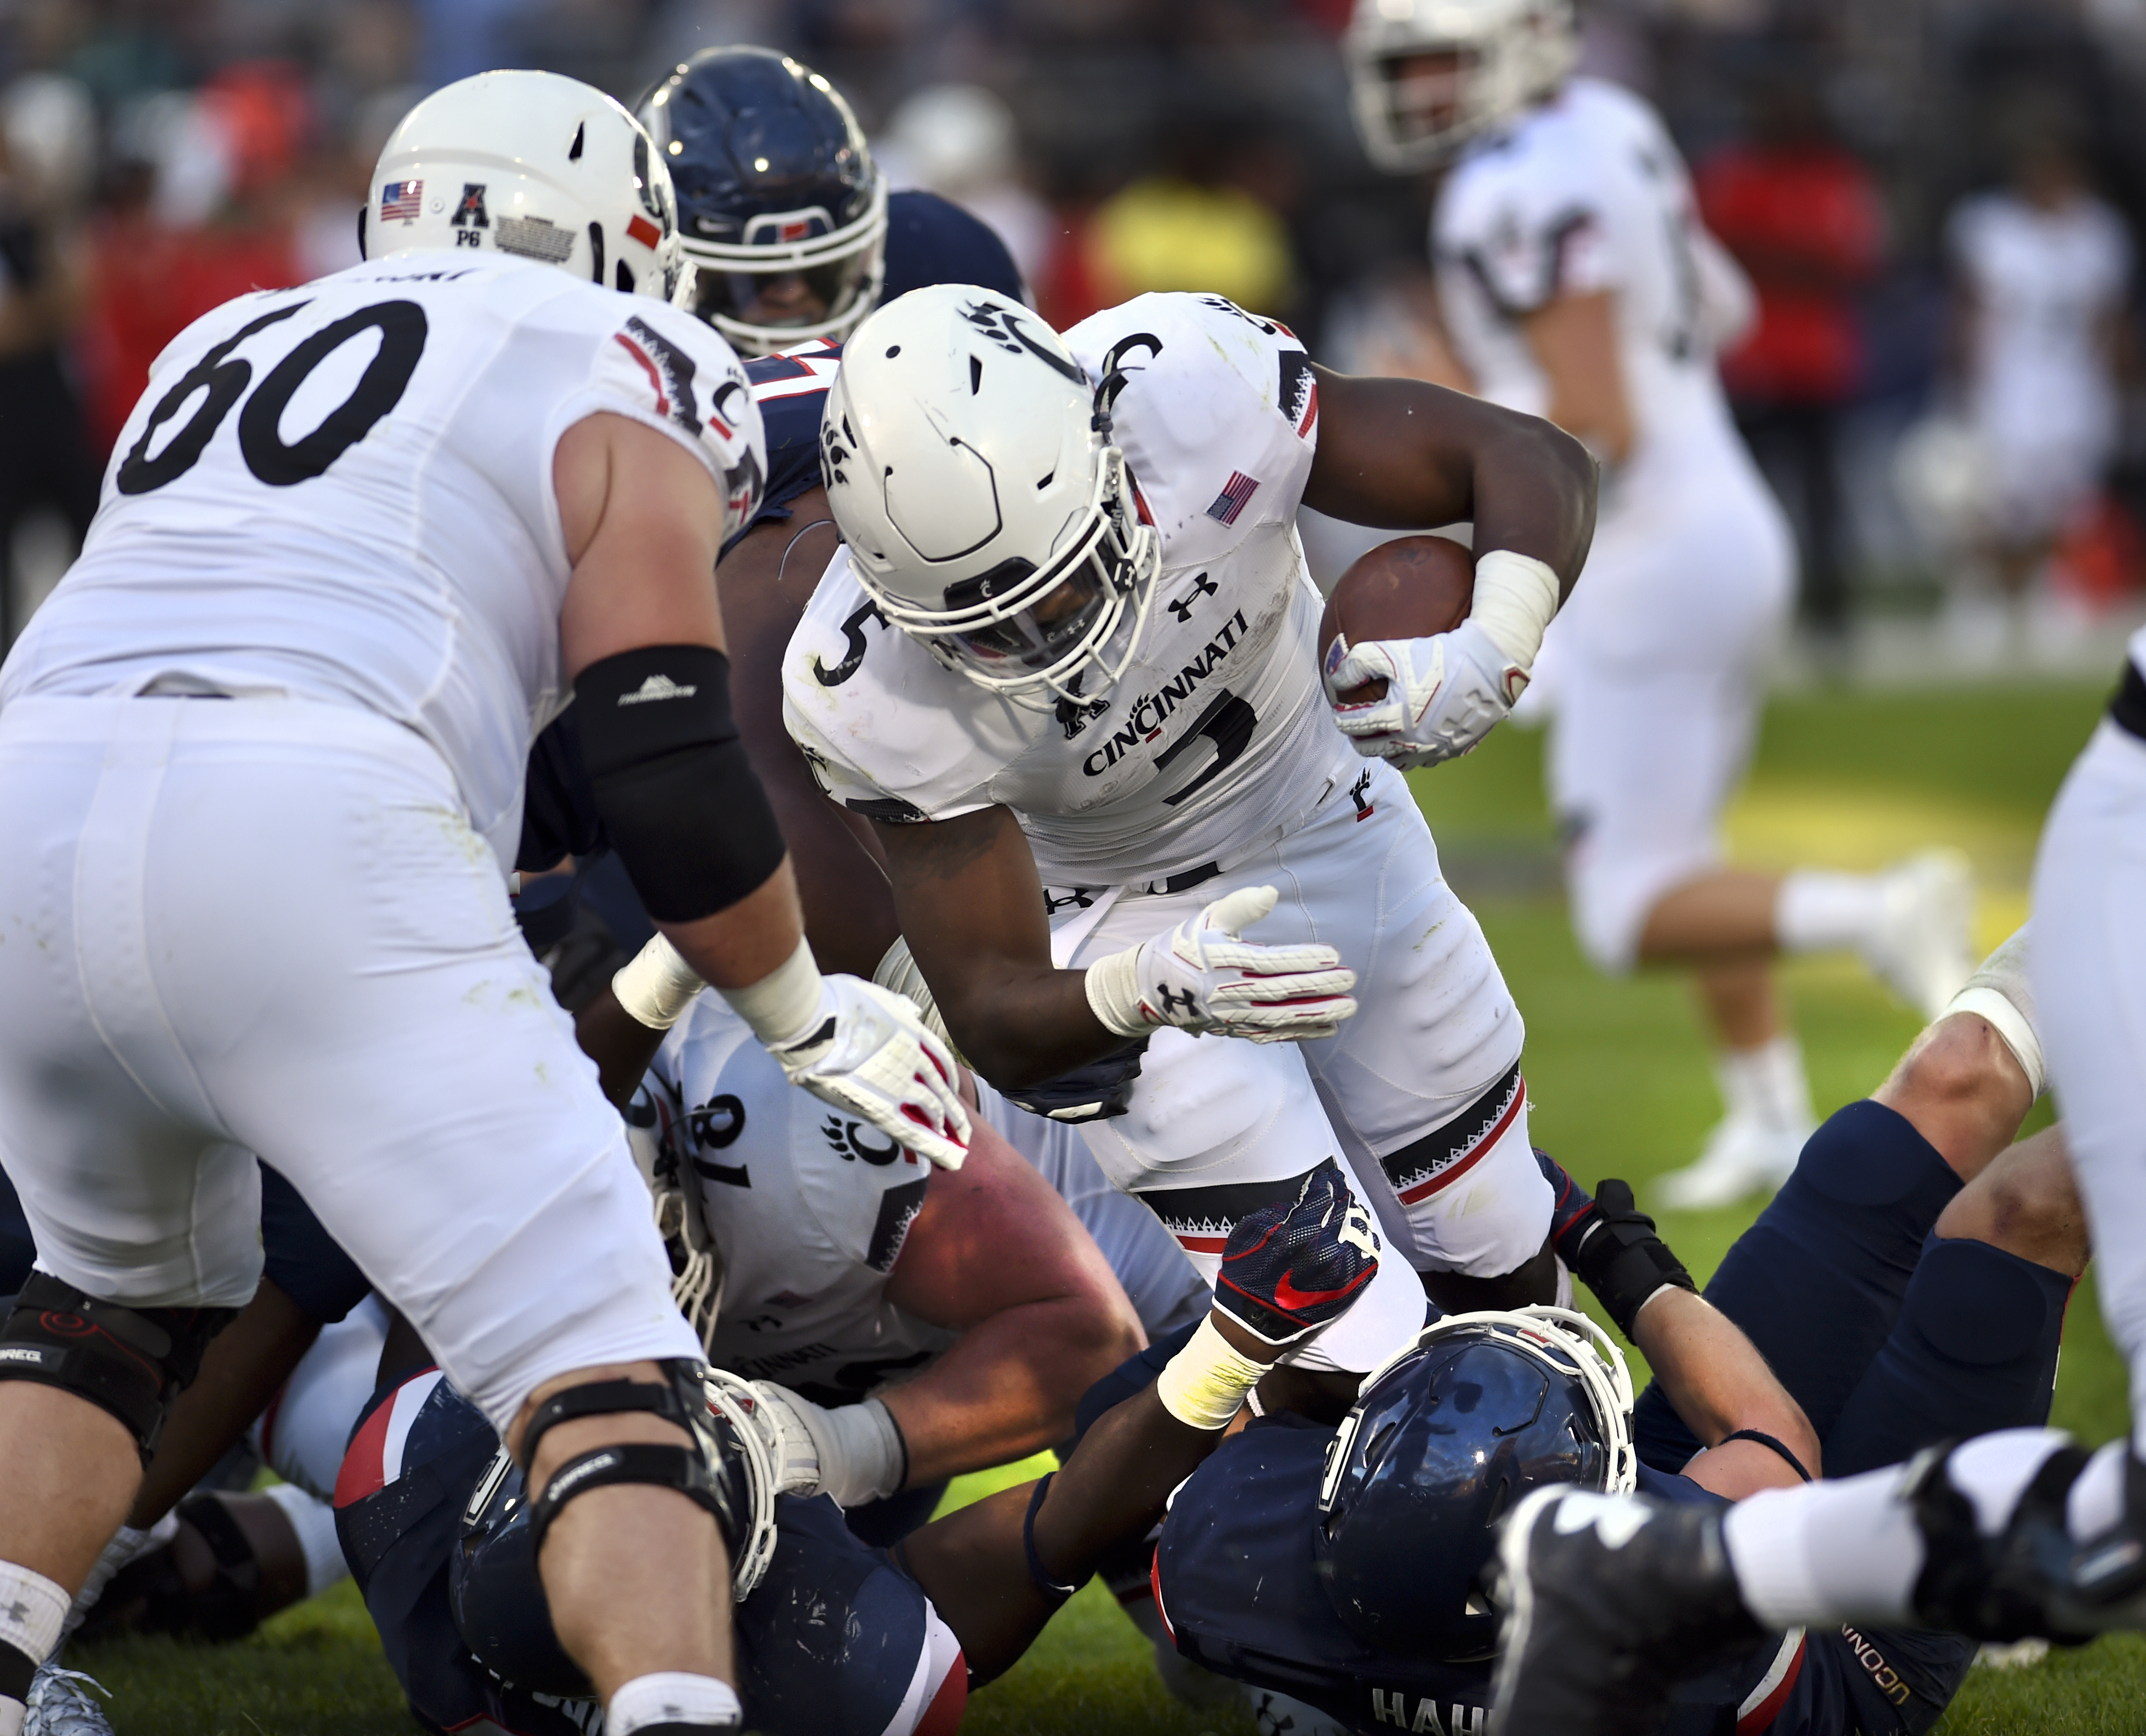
[
  {"xmin": 821, "ymin": 285, "xmax": 1161, "ymax": 707},
  {"xmin": 364, "ymin": 70, "xmax": 684, "ymax": 301},
  {"xmin": 1344, "ymin": 0, "xmax": 1579, "ymax": 173}
]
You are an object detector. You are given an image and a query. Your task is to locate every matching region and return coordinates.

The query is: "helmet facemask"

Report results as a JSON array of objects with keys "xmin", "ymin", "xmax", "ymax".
[
  {"xmin": 678, "ymin": 174, "xmax": 889, "ymax": 355},
  {"xmin": 872, "ymin": 444, "xmax": 1160, "ymax": 709}
]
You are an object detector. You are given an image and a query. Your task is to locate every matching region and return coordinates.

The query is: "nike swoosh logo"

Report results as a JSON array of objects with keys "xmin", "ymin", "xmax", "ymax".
[{"xmin": 1270, "ymin": 1267, "xmax": 1369, "ymax": 1312}]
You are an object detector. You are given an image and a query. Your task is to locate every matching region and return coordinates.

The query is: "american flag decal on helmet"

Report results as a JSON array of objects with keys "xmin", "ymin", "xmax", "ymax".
[
  {"xmin": 1207, "ymin": 471, "xmax": 1260, "ymax": 526},
  {"xmin": 379, "ymin": 179, "xmax": 423, "ymax": 222}
]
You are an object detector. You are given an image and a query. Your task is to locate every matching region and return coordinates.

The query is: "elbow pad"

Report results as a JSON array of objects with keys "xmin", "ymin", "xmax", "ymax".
[{"xmin": 573, "ymin": 644, "xmax": 785, "ymax": 923}]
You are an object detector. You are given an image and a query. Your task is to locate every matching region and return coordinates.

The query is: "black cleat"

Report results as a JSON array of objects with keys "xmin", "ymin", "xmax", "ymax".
[
  {"xmin": 1912, "ymin": 1441, "xmax": 2146, "ymax": 1642},
  {"xmin": 1487, "ymin": 1487, "xmax": 1766, "ymax": 1736}
]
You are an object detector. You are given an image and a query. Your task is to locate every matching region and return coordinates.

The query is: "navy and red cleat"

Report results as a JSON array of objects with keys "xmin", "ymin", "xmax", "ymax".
[{"xmin": 1214, "ymin": 1158, "xmax": 1380, "ymax": 1347}]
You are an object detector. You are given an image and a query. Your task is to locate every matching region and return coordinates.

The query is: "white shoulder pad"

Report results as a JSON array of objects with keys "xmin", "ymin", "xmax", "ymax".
[
  {"xmin": 1437, "ymin": 102, "xmax": 1619, "ymax": 316},
  {"xmin": 1063, "ymin": 292, "xmax": 1318, "ymax": 568},
  {"xmin": 780, "ymin": 547, "xmax": 1038, "ymax": 824},
  {"xmin": 575, "ymin": 293, "xmax": 768, "ymax": 538}
]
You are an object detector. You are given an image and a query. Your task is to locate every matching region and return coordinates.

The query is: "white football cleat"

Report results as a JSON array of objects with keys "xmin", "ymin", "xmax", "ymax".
[
  {"xmin": 24, "ymin": 1663, "xmax": 112, "ymax": 1736},
  {"xmin": 1654, "ymin": 1113, "xmax": 1806, "ymax": 1211},
  {"xmin": 1861, "ymin": 849, "xmax": 1975, "ymax": 1021}
]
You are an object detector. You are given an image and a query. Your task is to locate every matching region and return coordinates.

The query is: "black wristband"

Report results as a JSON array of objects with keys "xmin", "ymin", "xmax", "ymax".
[
  {"xmin": 1568, "ymin": 1179, "xmax": 1696, "ymax": 1339},
  {"xmin": 573, "ymin": 644, "xmax": 787, "ymax": 923},
  {"xmin": 1720, "ymin": 1429, "xmax": 1813, "ymax": 1483},
  {"xmin": 1023, "ymin": 1474, "xmax": 1081, "ymax": 1606}
]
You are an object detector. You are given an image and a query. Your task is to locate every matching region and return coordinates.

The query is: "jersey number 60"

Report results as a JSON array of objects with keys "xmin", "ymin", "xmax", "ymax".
[{"xmin": 117, "ymin": 299, "xmax": 427, "ymax": 496}]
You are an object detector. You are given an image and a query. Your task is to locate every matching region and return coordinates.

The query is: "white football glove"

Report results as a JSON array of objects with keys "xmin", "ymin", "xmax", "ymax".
[
  {"xmin": 1085, "ymin": 884, "xmax": 1359, "ymax": 1043},
  {"xmin": 1326, "ymin": 617, "xmax": 1528, "ymax": 770},
  {"xmin": 772, "ymin": 974, "xmax": 970, "ymax": 1170},
  {"xmin": 745, "ymin": 1383, "xmax": 906, "ymax": 1508}
]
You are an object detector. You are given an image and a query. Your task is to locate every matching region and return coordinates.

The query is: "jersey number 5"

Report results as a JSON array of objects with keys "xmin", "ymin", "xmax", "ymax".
[{"xmin": 117, "ymin": 299, "xmax": 428, "ymax": 496}]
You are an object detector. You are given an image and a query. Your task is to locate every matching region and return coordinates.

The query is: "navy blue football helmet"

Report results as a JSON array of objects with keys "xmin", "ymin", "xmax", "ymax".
[
  {"xmin": 638, "ymin": 47, "xmax": 887, "ymax": 354},
  {"xmin": 1314, "ymin": 1305, "xmax": 1636, "ymax": 1662}
]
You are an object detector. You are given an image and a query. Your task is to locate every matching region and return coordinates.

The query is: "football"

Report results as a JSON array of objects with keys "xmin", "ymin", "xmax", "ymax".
[{"xmin": 1317, "ymin": 535, "xmax": 1476, "ymax": 704}]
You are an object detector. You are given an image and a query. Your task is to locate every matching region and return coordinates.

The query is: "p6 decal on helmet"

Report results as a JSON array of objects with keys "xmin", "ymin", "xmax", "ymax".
[
  {"xmin": 1344, "ymin": 0, "xmax": 1579, "ymax": 172},
  {"xmin": 820, "ymin": 284, "xmax": 1161, "ymax": 709},
  {"xmin": 1313, "ymin": 1304, "xmax": 1634, "ymax": 1661},
  {"xmin": 639, "ymin": 47, "xmax": 888, "ymax": 356},
  {"xmin": 366, "ymin": 70, "xmax": 685, "ymax": 302}
]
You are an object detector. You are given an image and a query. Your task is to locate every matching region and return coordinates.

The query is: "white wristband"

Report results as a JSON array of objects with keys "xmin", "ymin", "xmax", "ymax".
[
  {"xmin": 1083, "ymin": 945, "xmax": 1150, "ymax": 1039},
  {"xmin": 1155, "ymin": 1315, "xmax": 1270, "ymax": 1431},
  {"xmin": 1466, "ymin": 548, "xmax": 1563, "ymax": 672},
  {"xmin": 610, "ymin": 934, "xmax": 705, "ymax": 1031},
  {"xmin": 719, "ymin": 934, "xmax": 825, "ymax": 1049}
]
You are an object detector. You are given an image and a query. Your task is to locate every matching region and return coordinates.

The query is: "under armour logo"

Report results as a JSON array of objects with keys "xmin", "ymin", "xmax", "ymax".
[
  {"xmin": 1550, "ymin": 1491, "xmax": 1653, "ymax": 1549},
  {"xmin": 1167, "ymin": 570, "xmax": 1218, "ymax": 624},
  {"xmin": 1154, "ymin": 985, "xmax": 1201, "ymax": 1020},
  {"xmin": 1043, "ymin": 887, "xmax": 1098, "ymax": 914},
  {"xmin": 2, "ymin": 1598, "xmax": 27, "ymax": 1625}
]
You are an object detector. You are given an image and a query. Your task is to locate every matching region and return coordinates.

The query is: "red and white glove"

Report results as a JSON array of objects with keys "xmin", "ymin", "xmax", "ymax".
[
  {"xmin": 721, "ymin": 938, "xmax": 970, "ymax": 1170},
  {"xmin": 1327, "ymin": 618, "xmax": 1525, "ymax": 769},
  {"xmin": 1085, "ymin": 886, "xmax": 1358, "ymax": 1043},
  {"xmin": 1327, "ymin": 550, "xmax": 1562, "ymax": 769}
]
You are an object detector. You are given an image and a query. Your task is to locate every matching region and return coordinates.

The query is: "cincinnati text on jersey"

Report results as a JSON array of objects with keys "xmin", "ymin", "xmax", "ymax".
[{"xmin": 1080, "ymin": 606, "xmax": 1251, "ymax": 776}]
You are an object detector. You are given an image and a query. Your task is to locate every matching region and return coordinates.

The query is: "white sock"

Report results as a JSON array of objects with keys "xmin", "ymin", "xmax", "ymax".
[
  {"xmin": 1716, "ymin": 1033, "xmax": 1814, "ymax": 1133},
  {"xmin": 262, "ymin": 1483, "xmax": 350, "ymax": 1599},
  {"xmin": 0, "ymin": 1561, "xmax": 68, "ymax": 1729},
  {"xmin": 1721, "ymin": 1427, "xmax": 2079, "ymax": 1628},
  {"xmin": 607, "ymin": 1671, "xmax": 744, "ymax": 1734},
  {"xmin": 1775, "ymin": 870, "xmax": 1886, "ymax": 954},
  {"xmin": 1722, "ymin": 1469, "xmax": 1926, "ymax": 1628},
  {"xmin": 2069, "ymin": 1441, "xmax": 2130, "ymax": 1538}
]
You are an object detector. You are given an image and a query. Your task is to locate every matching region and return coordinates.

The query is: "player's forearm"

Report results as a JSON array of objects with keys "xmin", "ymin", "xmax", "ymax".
[
  {"xmin": 879, "ymin": 1294, "xmax": 1142, "ymax": 1485},
  {"xmin": 939, "ymin": 965, "xmax": 1125, "ymax": 1089},
  {"xmin": 1629, "ymin": 1288, "xmax": 1819, "ymax": 1474},
  {"xmin": 656, "ymin": 860, "xmax": 805, "ymax": 991},
  {"xmin": 574, "ymin": 985, "xmax": 670, "ymax": 1107}
]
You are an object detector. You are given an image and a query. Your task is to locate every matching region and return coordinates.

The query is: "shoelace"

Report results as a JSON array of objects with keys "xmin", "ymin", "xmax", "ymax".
[{"xmin": 26, "ymin": 1664, "xmax": 112, "ymax": 1736}]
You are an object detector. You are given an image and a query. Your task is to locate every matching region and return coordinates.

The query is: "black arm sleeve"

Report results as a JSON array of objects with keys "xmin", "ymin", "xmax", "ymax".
[{"xmin": 572, "ymin": 644, "xmax": 787, "ymax": 923}]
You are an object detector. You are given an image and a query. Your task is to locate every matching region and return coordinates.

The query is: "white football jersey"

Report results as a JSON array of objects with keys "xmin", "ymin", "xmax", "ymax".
[
  {"xmin": 1434, "ymin": 78, "xmax": 1747, "ymax": 500},
  {"xmin": 782, "ymin": 292, "xmax": 1356, "ymax": 889},
  {"xmin": 1949, "ymin": 190, "xmax": 2131, "ymax": 454},
  {"xmin": 638, "ymin": 994, "xmax": 956, "ymax": 1407},
  {"xmin": 2, "ymin": 254, "xmax": 763, "ymax": 867}
]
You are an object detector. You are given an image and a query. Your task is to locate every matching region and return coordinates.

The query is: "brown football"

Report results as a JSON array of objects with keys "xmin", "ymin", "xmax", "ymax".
[{"xmin": 1318, "ymin": 535, "xmax": 1476, "ymax": 704}]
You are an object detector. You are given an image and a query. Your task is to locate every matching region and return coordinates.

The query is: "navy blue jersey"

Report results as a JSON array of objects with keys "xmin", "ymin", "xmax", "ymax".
[
  {"xmin": 334, "ymin": 1370, "xmax": 956, "ymax": 1736},
  {"xmin": 730, "ymin": 191, "xmax": 1027, "ymax": 551}
]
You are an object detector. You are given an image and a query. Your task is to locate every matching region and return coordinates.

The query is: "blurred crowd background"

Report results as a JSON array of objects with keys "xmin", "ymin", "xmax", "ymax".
[{"xmin": 4, "ymin": 0, "xmax": 2146, "ymax": 670}]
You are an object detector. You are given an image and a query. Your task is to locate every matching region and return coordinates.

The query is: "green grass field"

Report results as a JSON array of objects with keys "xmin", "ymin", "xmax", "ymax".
[{"xmin": 70, "ymin": 676, "xmax": 2146, "ymax": 1733}]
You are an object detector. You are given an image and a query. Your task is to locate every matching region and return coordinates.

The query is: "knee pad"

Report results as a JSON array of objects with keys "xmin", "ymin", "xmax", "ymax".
[
  {"xmin": 0, "ymin": 1273, "xmax": 235, "ymax": 1460},
  {"xmin": 516, "ymin": 1361, "xmax": 777, "ymax": 1600},
  {"xmin": 1823, "ymin": 1235, "xmax": 2073, "ymax": 1479}
]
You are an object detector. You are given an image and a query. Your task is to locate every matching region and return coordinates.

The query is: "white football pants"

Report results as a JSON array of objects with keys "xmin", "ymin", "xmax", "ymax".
[
  {"xmin": 1540, "ymin": 442, "xmax": 1795, "ymax": 973},
  {"xmin": 1052, "ymin": 757, "xmax": 1548, "ymax": 1373},
  {"xmin": 2033, "ymin": 710, "xmax": 2146, "ymax": 1452},
  {"xmin": 0, "ymin": 696, "xmax": 699, "ymax": 1435}
]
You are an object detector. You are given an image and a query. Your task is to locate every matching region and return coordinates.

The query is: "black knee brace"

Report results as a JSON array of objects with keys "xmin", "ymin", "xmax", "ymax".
[
  {"xmin": 0, "ymin": 1274, "xmax": 236, "ymax": 1460},
  {"xmin": 520, "ymin": 1360, "xmax": 770, "ymax": 1594}
]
